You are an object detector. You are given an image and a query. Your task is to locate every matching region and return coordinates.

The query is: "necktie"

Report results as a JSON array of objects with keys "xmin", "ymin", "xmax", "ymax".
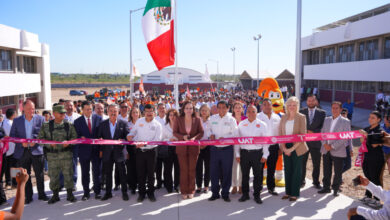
[
  {"xmin": 309, "ymin": 109, "xmax": 314, "ymax": 124},
  {"xmin": 87, "ymin": 118, "xmax": 92, "ymax": 134}
]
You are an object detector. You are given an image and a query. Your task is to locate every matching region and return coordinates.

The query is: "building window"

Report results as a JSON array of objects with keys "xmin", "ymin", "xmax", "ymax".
[
  {"xmin": 309, "ymin": 50, "xmax": 320, "ymax": 65},
  {"xmin": 23, "ymin": 56, "xmax": 36, "ymax": 73},
  {"xmin": 338, "ymin": 44, "xmax": 355, "ymax": 62},
  {"xmin": 335, "ymin": 81, "xmax": 352, "ymax": 91},
  {"xmin": 0, "ymin": 49, "xmax": 12, "ymax": 71},
  {"xmin": 354, "ymin": 81, "xmax": 376, "ymax": 93},
  {"xmin": 322, "ymin": 47, "xmax": 336, "ymax": 64},
  {"xmin": 358, "ymin": 39, "xmax": 379, "ymax": 61},
  {"xmin": 319, "ymin": 80, "xmax": 332, "ymax": 90},
  {"xmin": 385, "ymin": 37, "xmax": 390, "ymax": 59},
  {"xmin": 0, "ymin": 96, "xmax": 15, "ymax": 106}
]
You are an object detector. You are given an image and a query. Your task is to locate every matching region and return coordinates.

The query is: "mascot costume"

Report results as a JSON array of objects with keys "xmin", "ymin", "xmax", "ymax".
[{"xmin": 257, "ymin": 78, "xmax": 285, "ymax": 187}]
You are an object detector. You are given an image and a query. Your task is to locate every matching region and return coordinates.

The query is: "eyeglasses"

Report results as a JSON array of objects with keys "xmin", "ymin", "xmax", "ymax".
[{"xmin": 120, "ymin": 106, "xmax": 128, "ymax": 109}]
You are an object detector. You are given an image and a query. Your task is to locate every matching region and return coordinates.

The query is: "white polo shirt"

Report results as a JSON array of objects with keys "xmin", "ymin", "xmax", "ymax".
[
  {"xmin": 236, "ymin": 118, "xmax": 269, "ymax": 158},
  {"xmin": 128, "ymin": 117, "xmax": 162, "ymax": 149},
  {"xmin": 209, "ymin": 113, "xmax": 238, "ymax": 147},
  {"xmin": 257, "ymin": 111, "xmax": 281, "ymax": 137}
]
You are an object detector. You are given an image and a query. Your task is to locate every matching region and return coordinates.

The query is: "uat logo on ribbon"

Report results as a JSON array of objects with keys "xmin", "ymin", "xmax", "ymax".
[
  {"xmin": 237, "ymin": 138, "xmax": 254, "ymax": 144},
  {"xmin": 339, "ymin": 132, "xmax": 355, "ymax": 139}
]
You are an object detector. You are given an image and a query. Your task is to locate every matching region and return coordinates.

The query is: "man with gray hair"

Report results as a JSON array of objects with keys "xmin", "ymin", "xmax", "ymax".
[{"xmin": 97, "ymin": 104, "xmax": 130, "ymax": 201}]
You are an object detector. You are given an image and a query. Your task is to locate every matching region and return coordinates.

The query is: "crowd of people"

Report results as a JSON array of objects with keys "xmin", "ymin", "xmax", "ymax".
[{"xmin": 0, "ymin": 88, "xmax": 389, "ymax": 220}]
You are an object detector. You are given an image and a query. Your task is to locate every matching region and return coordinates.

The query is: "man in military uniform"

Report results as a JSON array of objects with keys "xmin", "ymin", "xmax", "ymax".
[{"xmin": 38, "ymin": 105, "xmax": 78, "ymax": 204}]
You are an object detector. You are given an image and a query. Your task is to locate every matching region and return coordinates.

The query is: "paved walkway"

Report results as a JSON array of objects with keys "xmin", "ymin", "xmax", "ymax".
[{"xmin": 1, "ymin": 165, "xmax": 361, "ymax": 220}]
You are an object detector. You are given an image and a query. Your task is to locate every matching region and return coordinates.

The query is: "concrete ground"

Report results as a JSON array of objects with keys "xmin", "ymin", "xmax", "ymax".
[{"xmin": 1, "ymin": 165, "xmax": 360, "ymax": 220}]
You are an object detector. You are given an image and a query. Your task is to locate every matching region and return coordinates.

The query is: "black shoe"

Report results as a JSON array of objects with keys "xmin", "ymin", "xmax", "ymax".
[
  {"xmin": 72, "ymin": 187, "xmax": 77, "ymax": 192},
  {"xmin": 95, "ymin": 194, "xmax": 102, "ymax": 200},
  {"xmin": 48, "ymin": 191, "xmax": 60, "ymax": 204},
  {"xmin": 238, "ymin": 195, "xmax": 250, "ymax": 202},
  {"xmin": 333, "ymin": 190, "xmax": 339, "ymax": 197},
  {"xmin": 38, "ymin": 195, "xmax": 49, "ymax": 201},
  {"xmin": 155, "ymin": 183, "xmax": 162, "ymax": 189},
  {"xmin": 195, "ymin": 189, "xmax": 201, "ymax": 193},
  {"xmin": 122, "ymin": 193, "xmax": 129, "ymax": 201},
  {"xmin": 208, "ymin": 195, "xmax": 220, "ymax": 201},
  {"xmin": 114, "ymin": 185, "xmax": 120, "ymax": 191},
  {"xmin": 67, "ymin": 189, "xmax": 77, "ymax": 202},
  {"xmin": 268, "ymin": 190, "xmax": 278, "ymax": 196},
  {"xmin": 174, "ymin": 186, "xmax": 179, "ymax": 193},
  {"xmin": 82, "ymin": 194, "xmax": 90, "ymax": 201},
  {"xmin": 318, "ymin": 188, "xmax": 331, "ymax": 194},
  {"xmin": 300, "ymin": 182, "xmax": 306, "ymax": 188},
  {"xmin": 222, "ymin": 196, "xmax": 231, "ymax": 202},
  {"xmin": 313, "ymin": 184, "xmax": 322, "ymax": 189},
  {"xmin": 101, "ymin": 193, "xmax": 113, "ymax": 201},
  {"xmin": 25, "ymin": 198, "xmax": 33, "ymax": 204},
  {"xmin": 137, "ymin": 194, "xmax": 145, "ymax": 202},
  {"xmin": 148, "ymin": 193, "xmax": 156, "ymax": 202},
  {"xmin": 131, "ymin": 189, "xmax": 136, "ymax": 195},
  {"xmin": 167, "ymin": 188, "xmax": 173, "ymax": 193},
  {"xmin": 254, "ymin": 197, "xmax": 263, "ymax": 204}
]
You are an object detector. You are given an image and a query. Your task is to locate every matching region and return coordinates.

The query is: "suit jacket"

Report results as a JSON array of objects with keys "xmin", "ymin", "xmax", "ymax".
[
  {"xmin": 173, "ymin": 116, "xmax": 204, "ymax": 155},
  {"xmin": 320, "ymin": 116, "xmax": 351, "ymax": 157},
  {"xmin": 97, "ymin": 119, "xmax": 129, "ymax": 163},
  {"xmin": 300, "ymin": 107, "xmax": 326, "ymax": 148},
  {"xmin": 279, "ymin": 112, "xmax": 309, "ymax": 156},
  {"xmin": 10, "ymin": 114, "xmax": 45, "ymax": 159},
  {"xmin": 74, "ymin": 114, "xmax": 102, "ymax": 160}
]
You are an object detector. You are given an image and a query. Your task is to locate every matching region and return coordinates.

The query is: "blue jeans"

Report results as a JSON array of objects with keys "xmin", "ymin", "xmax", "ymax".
[{"xmin": 210, "ymin": 146, "xmax": 233, "ymax": 198}]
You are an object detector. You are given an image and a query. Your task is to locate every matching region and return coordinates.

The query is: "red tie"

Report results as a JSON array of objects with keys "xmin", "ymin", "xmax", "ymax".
[{"xmin": 87, "ymin": 118, "xmax": 92, "ymax": 134}]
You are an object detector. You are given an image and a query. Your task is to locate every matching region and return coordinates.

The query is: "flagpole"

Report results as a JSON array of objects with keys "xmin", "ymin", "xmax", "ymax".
[
  {"xmin": 174, "ymin": 0, "xmax": 179, "ymax": 110},
  {"xmin": 294, "ymin": 0, "xmax": 302, "ymax": 99},
  {"xmin": 129, "ymin": 7, "xmax": 144, "ymax": 102}
]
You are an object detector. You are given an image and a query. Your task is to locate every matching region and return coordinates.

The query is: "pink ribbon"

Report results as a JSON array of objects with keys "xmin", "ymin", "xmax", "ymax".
[{"xmin": 0, "ymin": 130, "xmax": 363, "ymax": 146}]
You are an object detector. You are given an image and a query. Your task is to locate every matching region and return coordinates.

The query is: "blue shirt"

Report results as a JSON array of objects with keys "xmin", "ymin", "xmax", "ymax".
[
  {"xmin": 382, "ymin": 123, "xmax": 390, "ymax": 154},
  {"xmin": 109, "ymin": 120, "xmax": 117, "ymax": 139},
  {"xmin": 24, "ymin": 115, "xmax": 33, "ymax": 139},
  {"xmin": 342, "ymin": 102, "xmax": 355, "ymax": 114}
]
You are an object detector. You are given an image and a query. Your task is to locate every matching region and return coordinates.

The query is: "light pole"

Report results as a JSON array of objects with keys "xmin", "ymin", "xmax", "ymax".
[
  {"xmin": 295, "ymin": 0, "xmax": 302, "ymax": 99},
  {"xmin": 231, "ymin": 47, "xmax": 236, "ymax": 82},
  {"xmin": 208, "ymin": 59, "xmax": 219, "ymax": 82},
  {"xmin": 254, "ymin": 34, "xmax": 262, "ymax": 88},
  {"xmin": 129, "ymin": 7, "xmax": 145, "ymax": 100}
]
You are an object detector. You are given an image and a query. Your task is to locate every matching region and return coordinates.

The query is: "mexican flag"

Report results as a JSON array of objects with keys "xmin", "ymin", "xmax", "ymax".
[{"xmin": 142, "ymin": 0, "xmax": 175, "ymax": 70}]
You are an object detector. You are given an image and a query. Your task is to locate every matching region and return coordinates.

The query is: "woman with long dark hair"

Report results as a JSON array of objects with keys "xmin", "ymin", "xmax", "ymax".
[{"xmin": 173, "ymin": 101, "xmax": 204, "ymax": 199}]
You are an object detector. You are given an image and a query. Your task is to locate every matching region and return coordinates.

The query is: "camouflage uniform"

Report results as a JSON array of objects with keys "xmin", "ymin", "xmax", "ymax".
[{"xmin": 38, "ymin": 121, "xmax": 77, "ymax": 191}]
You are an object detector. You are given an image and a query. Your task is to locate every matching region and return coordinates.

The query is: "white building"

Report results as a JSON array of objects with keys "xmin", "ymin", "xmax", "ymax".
[
  {"xmin": 141, "ymin": 67, "xmax": 212, "ymax": 84},
  {"xmin": 0, "ymin": 24, "xmax": 51, "ymax": 113},
  {"xmin": 301, "ymin": 4, "xmax": 390, "ymax": 109}
]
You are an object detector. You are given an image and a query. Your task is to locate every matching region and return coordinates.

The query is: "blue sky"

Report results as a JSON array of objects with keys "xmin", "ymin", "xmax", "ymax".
[{"xmin": 1, "ymin": 0, "xmax": 389, "ymax": 77}]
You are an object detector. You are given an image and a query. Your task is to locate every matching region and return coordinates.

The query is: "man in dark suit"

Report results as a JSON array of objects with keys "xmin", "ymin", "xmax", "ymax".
[
  {"xmin": 300, "ymin": 94, "xmax": 326, "ymax": 189},
  {"xmin": 97, "ymin": 104, "xmax": 129, "ymax": 201},
  {"xmin": 10, "ymin": 100, "xmax": 48, "ymax": 203},
  {"xmin": 74, "ymin": 101, "xmax": 102, "ymax": 200}
]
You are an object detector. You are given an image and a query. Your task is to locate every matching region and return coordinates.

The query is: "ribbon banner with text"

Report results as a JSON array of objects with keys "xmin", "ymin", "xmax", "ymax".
[{"xmin": 0, "ymin": 130, "xmax": 362, "ymax": 147}]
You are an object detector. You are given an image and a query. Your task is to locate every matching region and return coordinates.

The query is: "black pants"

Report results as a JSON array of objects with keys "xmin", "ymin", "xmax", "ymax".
[
  {"xmin": 136, "ymin": 148, "xmax": 157, "ymax": 195},
  {"xmin": 155, "ymin": 158, "xmax": 164, "ymax": 187},
  {"xmin": 173, "ymin": 154, "xmax": 180, "ymax": 188},
  {"xmin": 301, "ymin": 145, "xmax": 321, "ymax": 186},
  {"xmin": 79, "ymin": 154, "xmax": 101, "ymax": 196},
  {"xmin": 17, "ymin": 150, "xmax": 46, "ymax": 199},
  {"xmin": 0, "ymin": 183, "xmax": 6, "ymax": 203},
  {"xmin": 196, "ymin": 146, "xmax": 210, "ymax": 188},
  {"xmin": 362, "ymin": 154, "xmax": 385, "ymax": 200},
  {"xmin": 103, "ymin": 154, "xmax": 127, "ymax": 195},
  {"xmin": 114, "ymin": 163, "xmax": 120, "ymax": 187},
  {"xmin": 1, "ymin": 153, "xmax": 17, "ymax": 186},
  {"xmin": 126, "ymin": 145, "xmax": 137, "ymax": 191},
  {"xmin": 322, "ymin": 152, "xmax": 344, "ymax": 191},
  {"xmin": 240, "ymin": 149, "xmax": 264, "ymax": 197},
  {"xmin": 266, "ymin": 144, "xmax": 279, "ymax": 191}
]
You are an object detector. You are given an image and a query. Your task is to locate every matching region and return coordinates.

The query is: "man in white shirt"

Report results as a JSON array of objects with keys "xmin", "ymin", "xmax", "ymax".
[
  {"xmin": 348, "ymin": 175, "xmax": 390, "ymax": 220},
  {"xmin": 208, "ymin": 100, "xmax": 239, "ymax": 202},
  {"xmin": 237, "ymin": 105, "xmax": 269, "ymax": 204},
  {"xmin": 94, "ymin": 103, "xmax": 109, "ymax": 120},
  {"xmin": 155, "ymin": 103, "xmax": 166, "ymax": 189},
  {"xmin": 1, "ymin": 109, "xmax": 18, "ymax": 188},
  {"xmin": 376, "ymin": 89, "xmax": 384, "ymax": 102},
  {"xmin": 118, "ymin": 102, "xmax": 129, "ymax": 122},
  {"xmin": 127, "ymin": 104, "xmax": 162, "ymax": 202},
  {"xmin": 64, "ymin": 100, "xmax": 81, "ymax": 123},
  {"xmin": 257, "ymin": 98, "xmax": 281, "ymax": 195}
]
